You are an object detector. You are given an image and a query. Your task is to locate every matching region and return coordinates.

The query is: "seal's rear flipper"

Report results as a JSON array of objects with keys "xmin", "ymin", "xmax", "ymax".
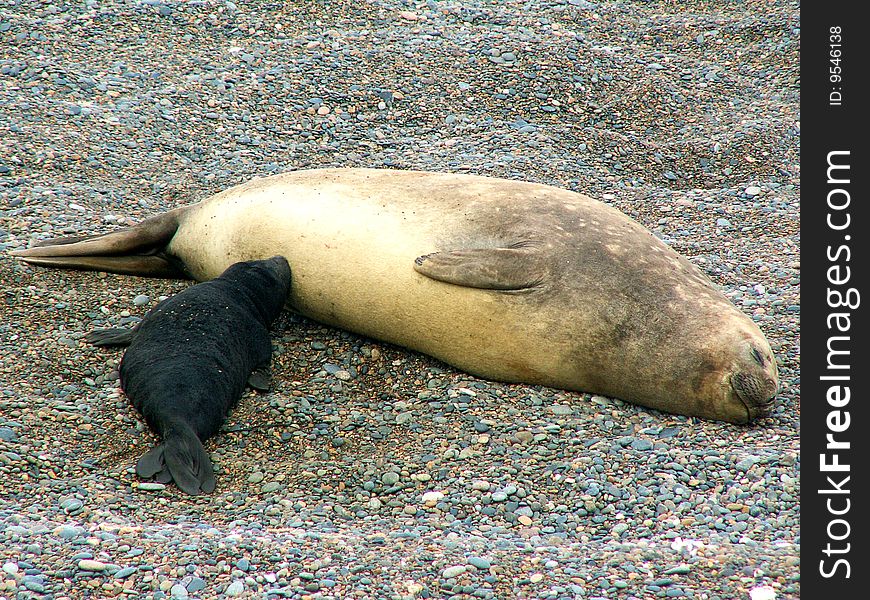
[
  {"xmin": 139, "ymin": 429, "xmax": 216, "ymax": 495},
  {"xmin": 16, "ymin": 254, "xmax": 185, "ymax": 278},
  {"xmin": 413, "ymin": 245, "xmax": 546, "ymax": 291},
  {"xmin": 137, "ymin": 444, "xmax": 168, "ymax": 479},
  {"xmin": 85, "ymin": 328, "xmax": 136, "ymax": 347},
  {"xmin": 9, "ymin": 209, "xmax": 190, "ymax": 279}
]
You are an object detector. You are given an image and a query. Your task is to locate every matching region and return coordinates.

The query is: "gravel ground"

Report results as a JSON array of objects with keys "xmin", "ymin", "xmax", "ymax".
[{"xmin": 0, "ymin": 1, "xmax": 799, "ymax": 599}]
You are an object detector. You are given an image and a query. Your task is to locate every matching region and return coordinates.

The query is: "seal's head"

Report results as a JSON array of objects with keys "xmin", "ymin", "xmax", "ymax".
[
  {"xmin": 728, "ymin": 341, "xmax": 779, "ymax": 423},
  {"xmin": 697, "ymin": 332, "xmax": 779, "ymax": 425},
  {"xmin": 219, "ymin": 255, "xmax": 292, "ymax": 325}
]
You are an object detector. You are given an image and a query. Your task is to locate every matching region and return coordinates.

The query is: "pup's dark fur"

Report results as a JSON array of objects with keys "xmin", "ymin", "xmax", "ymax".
[{"xmin": 87, "ymin": 256, "xmax": 291, "ymax": 495}]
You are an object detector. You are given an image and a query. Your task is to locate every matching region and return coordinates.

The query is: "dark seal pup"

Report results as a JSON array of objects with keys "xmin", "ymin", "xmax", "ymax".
[{"xmin": 86, "ymin": 256, "xmax": 291, "ymax": 495}]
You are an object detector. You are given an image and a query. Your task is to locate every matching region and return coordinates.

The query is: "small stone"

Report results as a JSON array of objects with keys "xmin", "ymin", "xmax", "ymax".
[
  {"xmin": 631, "ymin": 438, "xmax": 653, "ymax": 451},
  {"xmin": 422, "ymin": 491, "xmax": 444, "ymax": 505},
  {"xmin": 442, "ymin": 565, "xmax": 466, "ymax": 578},
  {"xmin": 60, "ymin": 498, "xmax": 83, "ymax": 513},
  {"xmin": 663, "ymin": 565, "xmax": 691, "ymax": 575},
  {"xmin": 530, "ymin": 573, "xmax": 544, "ymax": 583},
  {"xmin": 137, "ymin": 482, "xmax": 166, "ymax": 491},
  {"xmin": 468, "ymin": 557, "xmax": 491, "ymax": 570},
  {"xmin": 225, "ymin": 580, "xmax": 244, "ymax": 596},
  {"xmin": 381, "ymin": 472, "xmax": 400, "ymax": 485},
  {"xmin": 78, "ymin": 559, "xmax": 108, "ymax": 572},
  {"xmin": 735, "ymin": 455, "xmax": 761, "ymax": 471},
  {"xmin": 114, "ymin": 567, "xmax": 137, "ymax": 579},
  {"xmin": 550, "ymin": 404, "xmax": 573, "ymax": 415},
  {"xmin": 716, "ymin": 217, "xmax": 731, "ymax": 227},
  {"xmin": 515, "ymin": 430, "xmax": 533, "ymax": 443},
  {"xmin": 24, "ymin": 580, "xmax": 46, "ymax": 593},
  {"xmin": 744, "ymin": 186, "xmax": 762, "ymax": 196},
  {"xmin": 170, "ymin": 584, "xmax": 189, "ymax": 598},
  {"xmin": 749, "ymin": 585, "xmax": 777, "ymax": 600},
  {"xmin": 57, "ymin": 526, "xmax": 83, "ymax": 540},
  {"xmin": 133, "ymin": 294, "xmax": 150, "ymax": 306},
  {"xmin": 658, "ymin": 426, "xmax": 680, "ymax": 438}
]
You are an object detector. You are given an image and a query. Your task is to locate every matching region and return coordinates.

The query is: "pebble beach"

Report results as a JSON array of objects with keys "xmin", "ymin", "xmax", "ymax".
[{"xmin": 0, "ymin": 1, "xmax": 800, "ymax": 599}]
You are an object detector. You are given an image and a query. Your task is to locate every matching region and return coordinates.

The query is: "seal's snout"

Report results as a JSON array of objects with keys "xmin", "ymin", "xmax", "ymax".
[
  {"xmin": 732, "ymin": 371, "xmax": 778, "ymax": 418},
  {"xmin": 731, "ymin": 343, "xmax": 779, "ymax": 422},
  {"xmin": 263, "ymin": 255, "xmax": 291, "ymax": 277}
]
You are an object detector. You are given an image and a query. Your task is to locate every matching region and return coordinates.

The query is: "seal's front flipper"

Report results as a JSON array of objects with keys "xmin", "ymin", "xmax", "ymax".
[
  {"xmin": 414, "ymin": 245, "xmax": 546, "ymax": 291},
  {"xmin": 85, "ymin": 328, "xmax": 136, "ymax": 347},
  {"xmin": 247, "ymin": 367, "xmax": 272, "ymax": 392}
]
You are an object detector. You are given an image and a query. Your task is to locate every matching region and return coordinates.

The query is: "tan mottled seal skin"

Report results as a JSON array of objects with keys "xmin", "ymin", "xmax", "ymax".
[{"xmin": 12, "ymin": 168, "xmax": 779, "ymax": 423}]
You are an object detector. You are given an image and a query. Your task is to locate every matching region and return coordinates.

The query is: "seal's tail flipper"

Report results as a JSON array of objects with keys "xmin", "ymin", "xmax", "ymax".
[
  {"xmin": 136, "ymin": 430, "xmax": 216, "ymax": 495},
  {"xmin": 9, "ymin": 209, "xmax": 190, "ymax": 279}
]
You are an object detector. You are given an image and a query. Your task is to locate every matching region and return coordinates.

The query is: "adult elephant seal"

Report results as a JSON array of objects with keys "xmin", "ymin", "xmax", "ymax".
[
  {"xmin": 12, "ymin": 168, "xmax": 778, "ymax": 424},
  {"xmin": 85, "ymin": 256, "xmax": 292, "ymax": 495}
]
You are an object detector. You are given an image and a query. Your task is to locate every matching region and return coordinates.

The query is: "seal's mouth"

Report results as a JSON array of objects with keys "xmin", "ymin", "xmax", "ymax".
[{"xmin": 731, "ymin": 371, "xmax": 778, "ymax": 424}]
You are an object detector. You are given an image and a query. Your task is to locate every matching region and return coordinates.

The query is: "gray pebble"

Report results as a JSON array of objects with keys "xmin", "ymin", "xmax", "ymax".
[
  {"xmin": 114, "ymin": 567, "xmax": 137, "ymax": 579},
  {"xmin": 224, "ymin": 581, "xmax": 244, "ymax": 596},
  {"xmin": 442, "ymin": 565, "xmax": 467, "ymax": 578}
]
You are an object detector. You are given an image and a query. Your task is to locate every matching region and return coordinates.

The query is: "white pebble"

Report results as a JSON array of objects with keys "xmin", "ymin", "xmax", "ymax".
[
  {"xmin": 421, "ymin": 491, "xmax": 444, "ymax": 504},
  {"xmin": 749, "ymin": 585, "xmax": 776, "ymax": 600}
]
